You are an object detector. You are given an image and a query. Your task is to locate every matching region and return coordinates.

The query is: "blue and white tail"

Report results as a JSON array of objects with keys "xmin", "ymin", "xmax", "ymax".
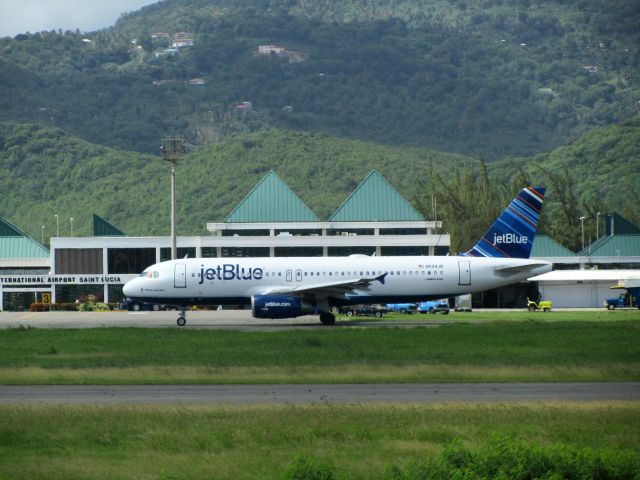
[{"xmin": 464, "ymin": 186, "xmax": 545, "ymax": 259}]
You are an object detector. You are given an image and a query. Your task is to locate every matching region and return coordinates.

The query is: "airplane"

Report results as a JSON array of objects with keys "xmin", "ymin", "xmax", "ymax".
[{"xmin": 123, "ymin": 186, "xmax": 551, "ymax": 326}]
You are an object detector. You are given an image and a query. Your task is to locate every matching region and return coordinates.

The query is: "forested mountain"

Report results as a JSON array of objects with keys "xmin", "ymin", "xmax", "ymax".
[
  {"xmin": 1, "ymin": 116, "xmax": 638, "ymax": 250},
  {"xmin": 0, "ymin": 0, "xmax": 638, "ymax": 159}
]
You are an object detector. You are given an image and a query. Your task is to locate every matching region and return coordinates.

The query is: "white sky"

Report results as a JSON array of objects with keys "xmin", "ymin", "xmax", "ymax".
[{"xmin": 0, "ymin": 0, "xmax": 161, "ymax": 37}]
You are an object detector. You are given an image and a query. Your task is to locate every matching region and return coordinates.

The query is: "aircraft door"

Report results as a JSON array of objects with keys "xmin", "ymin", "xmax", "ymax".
[
  {"xmin": 296, "ymin": 269, "xmax": 302, "ymax": 282},
  {"xmin": 174, "ymin": 263, "xmax": 187, "ymax": 288},
  {"xmin": 458, "ymin": 260, "xmax": 471, "ymax": 286},
  {"xmin": 286, "ymin": 269, "xmax": 292, "ymax": 282}
]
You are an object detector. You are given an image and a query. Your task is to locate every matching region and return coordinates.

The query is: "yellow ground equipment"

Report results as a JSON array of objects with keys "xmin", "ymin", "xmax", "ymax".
[{"xmin": 527, "ymin": 297, "xmax": 553, "ymax": 312}]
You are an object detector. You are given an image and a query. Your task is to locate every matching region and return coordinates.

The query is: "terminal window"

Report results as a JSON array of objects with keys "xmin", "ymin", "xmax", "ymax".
[
  {"xmin": 108, "ymin": 248, "xmax": 156, "ymax": 274},
  {"xmin": 55, "ymin": 248, "xmax": 103, "ymax": 274}
]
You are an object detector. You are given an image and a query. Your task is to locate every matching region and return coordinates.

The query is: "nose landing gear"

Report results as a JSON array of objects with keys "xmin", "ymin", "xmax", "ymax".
[{"xmin": 177, "ymin": 307, "xmax": 187, "ymax": 326}]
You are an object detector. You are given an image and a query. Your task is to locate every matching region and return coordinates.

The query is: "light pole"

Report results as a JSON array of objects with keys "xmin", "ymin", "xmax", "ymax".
[
  {"xmin": 579, "ymin": 216, "xmax": 586, "ymax": 251},
  {"xmin": 70, "ymin": 217, "xmax": 74, "ymax": 237},
  {"xmin": 161, "ymin": 137, "xmax": 185, "ymax": 260},
  {"xmin": 596, "ymin": 212, "xmax": 601, "ymax": 239},
  {"xmin": 41, "ymin": 225, "xmax": 45, "ymax": 245},
  {"xmin": 54, "ymin": 214, "xmax": 59, "ymax": 237}
]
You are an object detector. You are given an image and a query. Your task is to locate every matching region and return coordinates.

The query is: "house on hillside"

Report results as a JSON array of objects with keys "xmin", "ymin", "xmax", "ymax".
[
  {"xmin": 172, "ymin": 32, "xmax": 193, "ymax": 48},
  {"xmin": 258, "ymin": 45, "xmax": 285, "ymax": 55}
]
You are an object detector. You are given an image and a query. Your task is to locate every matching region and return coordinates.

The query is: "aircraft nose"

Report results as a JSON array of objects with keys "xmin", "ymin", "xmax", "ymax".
[{"xmin": 122, "ymin": 279, "xmax": 137, "ymax": 298}]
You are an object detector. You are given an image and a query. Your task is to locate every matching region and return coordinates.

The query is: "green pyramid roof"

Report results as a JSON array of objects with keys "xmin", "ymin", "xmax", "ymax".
[
  {"xmin": 531, "ymin": 235, "xmax": 575, "ymax": 257},
  {"xmin": 225, "ymin": 171, "xmax": 319, "ymax": 222},
  {"xmin": 0, "ymin": 215, "xmax": 49, "ymax": 258},
  {"xmin": 329, "ymin": 171, "xmax": 424, "ymax": 222},
  {"xmin": 605, "ymin": 213, "xmax": 640, "ymax": 235},
  {"xmin": 578, "ymin": 234, "xmax": 640, "ymax": 257},
  {"xmin": 93, "ymin": 214, "xmax": 126, "ymax": 237}
]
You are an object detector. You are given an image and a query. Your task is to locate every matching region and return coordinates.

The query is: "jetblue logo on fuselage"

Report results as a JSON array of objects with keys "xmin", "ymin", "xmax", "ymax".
[
  {"xmin": 493, "ymin": 233, "xmax": 528, "ymax": 245},
  {"xmin": 199, "ymin": 264, "xmax": 263, "ymax": 284}
]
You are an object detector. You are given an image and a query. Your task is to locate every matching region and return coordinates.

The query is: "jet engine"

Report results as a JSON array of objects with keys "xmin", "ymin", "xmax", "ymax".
[{"xmin": 251, "ymin": 295, "xmax": 314, "ymax": 319}]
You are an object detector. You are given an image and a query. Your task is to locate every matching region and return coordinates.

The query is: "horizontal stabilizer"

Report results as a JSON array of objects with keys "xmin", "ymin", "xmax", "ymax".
[{"xmin": 494, "ymin": 262, "xmax": 547, "ymax": 273}]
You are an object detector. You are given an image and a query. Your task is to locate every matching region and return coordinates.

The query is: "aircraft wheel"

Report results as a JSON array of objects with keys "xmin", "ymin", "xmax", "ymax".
[
  {"xmin": 319, "ymin": 312, "xmax": 336, "ymax": 326},
  {"xmin": 177, "ymin": 316, "xmax": 186, "ymax": 327}
]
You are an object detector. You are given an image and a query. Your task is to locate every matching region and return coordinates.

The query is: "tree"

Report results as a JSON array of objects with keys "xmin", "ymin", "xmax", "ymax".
[{"xmin": 419, "ymin": 159, "xmax": 531, "ymax": 252}]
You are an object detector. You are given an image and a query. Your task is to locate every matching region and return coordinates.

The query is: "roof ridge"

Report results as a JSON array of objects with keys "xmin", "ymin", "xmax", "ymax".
[
  {"xmin": 329, "ymin": 170, "xmax": 424, "ymax": 222},
  {"xmin": 224, "ymin": 171, "xmax": 319, "ymax": 222}
]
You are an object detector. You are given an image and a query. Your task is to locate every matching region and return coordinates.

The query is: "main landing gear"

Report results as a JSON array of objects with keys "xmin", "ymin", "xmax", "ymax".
[
  {"xmin": 319, "ymin": 311, "xmax": 336, "ymax": 326},
  {"xmin": 177, "ymin": 307, "xmax": 187, "ymax": 327}
]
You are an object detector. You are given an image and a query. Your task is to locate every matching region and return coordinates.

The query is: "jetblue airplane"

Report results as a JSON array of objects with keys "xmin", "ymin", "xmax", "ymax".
[{"xmin": 123, "ymin": 187, "xmax": 551, "ymax": 326}]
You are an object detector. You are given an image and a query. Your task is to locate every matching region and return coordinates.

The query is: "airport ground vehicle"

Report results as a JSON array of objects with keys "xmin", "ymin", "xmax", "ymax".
[
  {"xmin": 454, "ymin": 294, "xmax": 473, "ymax": 312},
  {"xmin": 527, "ymin": 298, "xmax": 552, "ymax": 312},
  {"xmin": 121, "ymin": 298, "xmax": 170, "ymax": 311},
  {"xmin": 341, "ymin": 305, "xmax": 388, "ymax": 317},
  {"xmin": 385, "ymin": 303, "xmax": 417, "ymax": 314},
  {"xmin": 418, "ymin": 300, "xmax": 450, "ymax": 314},
  {"xmin": 605, "ymin": 287, "xmax": 640, "ymax": 310}
]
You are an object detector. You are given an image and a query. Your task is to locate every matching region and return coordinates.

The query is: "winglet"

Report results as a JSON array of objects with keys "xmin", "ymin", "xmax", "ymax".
[{"xmin": 464, "ymin": 186, "xmax": 545, "ymax": 259}]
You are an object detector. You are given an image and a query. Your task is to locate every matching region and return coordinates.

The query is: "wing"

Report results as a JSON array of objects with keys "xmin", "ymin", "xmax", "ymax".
[{"xmin": 259, "ymin": 273, "xmax": 388, "ymax": 301}]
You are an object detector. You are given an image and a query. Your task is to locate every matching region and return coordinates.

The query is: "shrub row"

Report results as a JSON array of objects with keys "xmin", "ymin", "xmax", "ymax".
[
  {"xmin": 285, "ymin": 437, "xmax": 640, "ymax": 480},
  {"xmin": 29, "ymin": 302, "xmax": 121, "ymax": 312},
  {"xmin": 30, "ymin": 303, "xmax": 79, "ymax": 312}
]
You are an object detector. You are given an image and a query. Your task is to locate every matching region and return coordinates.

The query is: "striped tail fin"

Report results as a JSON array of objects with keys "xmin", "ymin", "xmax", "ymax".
[{"xmin": 464, "ymin": 186, "xmax": 545, "ymax": 259}]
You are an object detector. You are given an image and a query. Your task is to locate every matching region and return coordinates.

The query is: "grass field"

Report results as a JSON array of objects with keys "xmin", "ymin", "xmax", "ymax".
[
  {"xmin": 1, "ymin": 403, "xmax": 638, "ymax": 479},
  {"xmin": 0, "ymin": 314, "xmax": 638, "ymax": 384}
]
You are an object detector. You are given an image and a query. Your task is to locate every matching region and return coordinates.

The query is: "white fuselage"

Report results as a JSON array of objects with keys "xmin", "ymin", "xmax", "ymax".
[{"xmin": 123, "ymin": 255, "xmax": 551, "ymax": 306}]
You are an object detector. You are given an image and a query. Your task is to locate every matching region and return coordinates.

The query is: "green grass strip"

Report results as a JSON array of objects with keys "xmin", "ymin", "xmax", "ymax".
[
  {"xmin": 0, "ymin": 320, "xmax": 638, "ymax": 384},
  {"xmin": 1, "ymin": 403, "xmax": 638, "ymax": 479}
]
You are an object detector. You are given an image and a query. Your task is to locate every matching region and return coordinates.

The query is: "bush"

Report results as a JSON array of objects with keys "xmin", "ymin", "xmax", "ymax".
[
  {"xmin": 383, "ymin": 436, "xmax": 640, "ymax": 480},
  {"xmin": 285, "ymin": 455, "xmax": 339, "ymax": 480},
  {"xmin": 79, "ymin": 301, "xmax": 96, "ymax": 312}
]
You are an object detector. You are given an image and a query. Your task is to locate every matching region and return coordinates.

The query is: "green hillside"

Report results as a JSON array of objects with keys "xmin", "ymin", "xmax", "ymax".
[
  {"xmin": 0, "ymin": 0, "xmax": 637, "ymax": 159},
  {"xmin": 1, "ymin": 117, "xmax": 638, "ymax": 250},
  {"xmin": 0, "ymin": 122, "xmax": 472, "ymax": 241}
]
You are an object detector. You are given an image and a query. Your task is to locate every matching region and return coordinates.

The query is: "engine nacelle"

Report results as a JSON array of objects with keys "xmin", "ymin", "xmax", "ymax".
[{"xmin": 251, "ymin": 295, "xmax": 314, "ymax": 319}]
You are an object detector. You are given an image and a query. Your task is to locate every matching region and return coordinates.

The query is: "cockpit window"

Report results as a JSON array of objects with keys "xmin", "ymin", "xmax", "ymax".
[
  {"xmin": 153, "ymin": 271, "xmax": 159, "ymax": 278},
  {"xmin": 139, "ymin": 271, "xmax": 158, "ymax": 278}
]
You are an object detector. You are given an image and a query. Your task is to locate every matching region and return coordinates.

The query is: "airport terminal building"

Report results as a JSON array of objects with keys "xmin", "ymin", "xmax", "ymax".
[{"xmin": 1, "ymin": 171, "xmax": 450, "ymax": 310}]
